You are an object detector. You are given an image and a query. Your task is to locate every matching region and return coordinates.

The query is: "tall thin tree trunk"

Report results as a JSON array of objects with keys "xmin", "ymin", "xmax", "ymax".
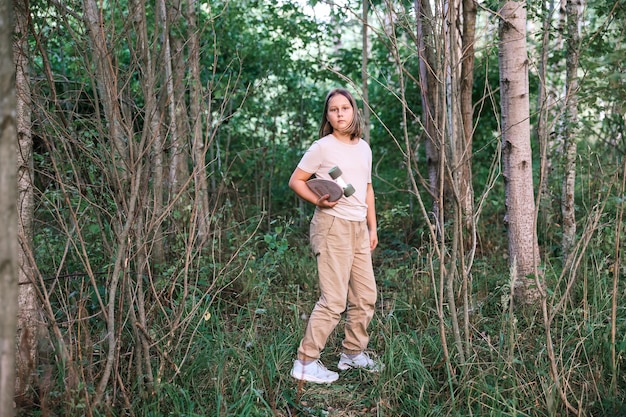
[
  {"xmin": 187, "ymin": 0, "xmax": 211, "ymax": 242},
  {"xmin": 163, "ymin": 0, "xmax": 184, "ymax": 200},
  {"xmin": 499, "ymin": 1, "xmax": 542, "ymax": 302},
  {"xmin": 443, "ymin": 0, "xmax": 466, "ymax": 364},
  {"xmin": 131, "ymin": 0, "xmax": 164, "ymax": 264},
  {"xmin": 460, "ymin": 0, "xmax": 476, "ymax": 227},
  {"xmin": 561, "ymin": 0, "xmax": 582, "ymax": 258},
  {"xmin": 170, "ymin": 31, "xmax": 192, "ymax": 232},
  {"xmin": 415, "ymin": 0, "xmax": 441, "ymax": 214},
  {"xmin": 460, "ymin": 0, "xmax": 477, "ymax": 360},
  {"xmin": 14, "ymin": 0, "xmax": 41, "ymax": 405},
  {"xmin": 83, "ymin": 0, "xmax": 128, "ymax": 186},
  {"xmin": 128, "ymin": 0, "xmax": 160, "ymax": 393},
  {"xmin": 0, "ymin": 0, "xmax": 18, "ymax": 414},
  {"xmin": 537, "ymin": 0, "xmax": 556, "ymax": 231}
]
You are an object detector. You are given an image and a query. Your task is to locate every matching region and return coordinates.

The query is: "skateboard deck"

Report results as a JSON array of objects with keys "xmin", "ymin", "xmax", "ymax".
[{"xmin": 306, "ymin": 178, "xmax": 343, "ymax": 202}]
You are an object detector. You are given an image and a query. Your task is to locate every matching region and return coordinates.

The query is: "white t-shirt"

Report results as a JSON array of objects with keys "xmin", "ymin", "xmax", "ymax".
[{"xmin": 297, "ymin": 134, "xmax": 372, "ymax": 221}]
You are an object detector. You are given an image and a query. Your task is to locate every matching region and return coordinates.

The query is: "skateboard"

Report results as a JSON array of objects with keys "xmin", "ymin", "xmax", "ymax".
[
  {"xmin": 306, "ymin": 178, "xmax": 344, "ymax": 202},
  {"xmin": 306, "ymin": 166, "xmax": 356, "ymax": 202}
]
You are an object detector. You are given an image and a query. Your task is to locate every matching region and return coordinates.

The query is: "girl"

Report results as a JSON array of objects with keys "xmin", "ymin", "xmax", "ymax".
[{"xmin": 289, "ymin": 88, "xmax": 383, "ymax": 384}]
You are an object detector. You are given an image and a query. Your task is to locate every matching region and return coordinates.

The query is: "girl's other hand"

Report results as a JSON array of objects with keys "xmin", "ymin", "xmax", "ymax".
[{"xmin": 369, "ymin": 228, "xmax": 378, "ymax": 251}]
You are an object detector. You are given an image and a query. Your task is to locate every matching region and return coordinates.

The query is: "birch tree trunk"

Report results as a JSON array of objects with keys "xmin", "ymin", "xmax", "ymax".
[
  {"xmin": 499, "ymin": 1, "xmax": 542, "ymax": 302},
  {"xmin": 561, "ymin": 0, "xmax": 582, "ymax": 258},
  {"xmin": 14, "ymin": 0, "xmax": 42, "ymax": 404},
  {"xmin": 0, "ymin": 0, "xmax": 18, "ymax": 414}
]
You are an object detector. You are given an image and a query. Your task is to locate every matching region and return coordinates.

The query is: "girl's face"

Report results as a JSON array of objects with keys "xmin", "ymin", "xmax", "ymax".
[{"xmin": 326, "ymin": 94, "xmax": 354, "ymax": 133}]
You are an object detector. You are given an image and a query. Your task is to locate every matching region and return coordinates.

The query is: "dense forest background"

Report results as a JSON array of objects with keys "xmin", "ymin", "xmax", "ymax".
[{"xmin": 6, "ymin": 0, "xmax": 626, "ymax": 415}]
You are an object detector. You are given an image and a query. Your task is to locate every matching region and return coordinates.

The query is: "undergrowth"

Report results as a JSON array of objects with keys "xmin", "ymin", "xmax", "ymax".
[
  {"xmin": 25, "ymin": 213, "xmax": 625, "ymax": 417},
  {"xmin": 129, "ymin": 224, "xmax": 624, "ymax": 416}
]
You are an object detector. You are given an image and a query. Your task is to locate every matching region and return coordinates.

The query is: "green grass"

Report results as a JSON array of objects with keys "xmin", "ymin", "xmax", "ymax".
[
  {"xmin": 122, "ymin": 250, "xmax": 623, "ymax": 417},
  {"xmin": 24, "ymin": 218, "xmax": 626, "ymax": 417}
]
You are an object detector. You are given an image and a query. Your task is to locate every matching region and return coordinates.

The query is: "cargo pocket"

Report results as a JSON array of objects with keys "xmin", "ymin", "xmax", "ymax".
[{"xmin": 309, "ymin": 211, "xmax": 335, "ymax": 257}]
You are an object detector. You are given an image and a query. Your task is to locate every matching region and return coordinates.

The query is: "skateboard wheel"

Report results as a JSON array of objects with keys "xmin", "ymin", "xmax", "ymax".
[
  {"xmin": 344, "ymin": 184, "xmax": 356, "ymax": 197},
  {"xmin": 328, "ymin": 166, "xmax": 342, "ymax": 180}
]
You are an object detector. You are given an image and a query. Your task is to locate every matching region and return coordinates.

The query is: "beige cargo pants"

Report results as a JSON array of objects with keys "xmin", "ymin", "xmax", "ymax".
[{"xmin": 297, "ymin": 210, "xmax": 377, "ymax": 360}]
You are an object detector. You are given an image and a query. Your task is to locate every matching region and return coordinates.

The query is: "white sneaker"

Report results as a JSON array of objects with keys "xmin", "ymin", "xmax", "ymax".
[
  {"xmin": 290, "ymin": 359, "xmax": 339, "ymax": 383},
  {"xmin": 337, "ymin": 352, "xmax": 384, "ymax": 372}
]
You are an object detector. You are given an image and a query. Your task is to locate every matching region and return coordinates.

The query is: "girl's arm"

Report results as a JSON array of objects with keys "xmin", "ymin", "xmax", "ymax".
[
  {"xmin": 366, "ymin": 183, "xmax": 378, "ymax": 251},
  {"xmin": 289, "ymin": 167, "xmax": 338, "ymax": 208}
]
